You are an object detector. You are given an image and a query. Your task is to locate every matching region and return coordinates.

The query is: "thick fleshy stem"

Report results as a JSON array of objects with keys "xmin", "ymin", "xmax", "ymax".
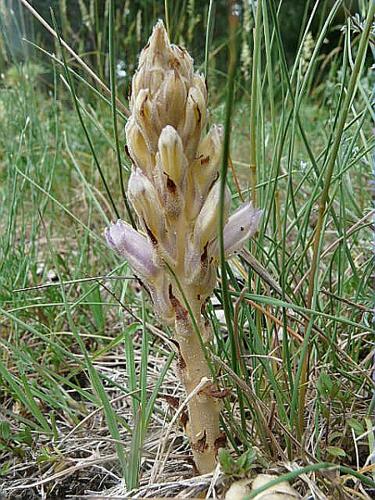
[{"xmin": 170, "ymin": 290, "xmax": 223, "ymax": 473}]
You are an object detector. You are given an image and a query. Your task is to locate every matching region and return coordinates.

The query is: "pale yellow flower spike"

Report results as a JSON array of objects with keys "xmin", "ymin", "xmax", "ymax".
[{"xmin": 106, "ymin": 20, "xmax": 262, "ymax": 474}]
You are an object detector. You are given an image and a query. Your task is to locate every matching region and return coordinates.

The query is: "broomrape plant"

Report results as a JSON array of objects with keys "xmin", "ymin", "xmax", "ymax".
[{"xmin": 106, "ymin": 21, "xmax": 262, "ymax": 474}]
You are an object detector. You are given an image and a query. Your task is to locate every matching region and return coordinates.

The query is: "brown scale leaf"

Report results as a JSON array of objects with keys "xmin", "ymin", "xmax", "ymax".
[
  {"xmin": 177, "ymin": 352, "xmax": 187, "ymax": 371},
  {"xmin": 180, "ymin": 410, "xmax": 189, "ymax": 429},
  {"xmin": 192, "ymin": 430, "xmax": 208, "ymax": 453},
  {"xmin": 169, "ymin": 284, "xmax": 189, "ymax": 321},
  {"xmin": 200, "ymin": 385, "xmax": 231, "ymax": 399},
  {"xmin": 162, "ymin": 394, "xmax": 180, "ymax": 409}
]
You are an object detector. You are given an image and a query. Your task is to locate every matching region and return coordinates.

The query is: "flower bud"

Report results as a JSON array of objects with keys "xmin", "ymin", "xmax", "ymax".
[
  {"xmin": 133, "ymin": 89, "xmax": 158, "ymax": 152},
  {"xmin": 131, "ymin": 69, "xmax": 164, "ymax": 109},
  {"xmin": 170, "ymin": 44, "xmax": 194, "ymax": 82},
  {"xmin": 138, "ymin": 21, "xmax": 171, "ymax": 75},
  {"xmin": 183, "ymin": 124, "xmax": 223, "ymax": 220},
  {"xmin": 194, "ymin": 181, "xmax": 230, "ymax": 249},
  {"xmin": 179, "ymin": 86, "xmax": 207, "ymax": 161},
  {"xmin": 197, "ymin": 125, "xmax": 223, "ymax": 171},
  {"xmin": 125, "ymin": 117, "xmax": 153, "ymax": 176},
  {"xmin": 155, "ymin": 70, "xmax": 188, "ymax": 129},
  {"xmin": 127, "ymin": 168, "xmax": 165, "ymax": 242},
  {"xmin": 105, "ymin": 220, "xmax": 160, "ymax": 280},
  {"xmin": 192, "ymin": 125, "xmax": 223, "ymax": 198},
  {"xmin": 192, "ymin": 73, "xmax": 207, "ymax": 102},
  {"xmin": 133, "ymin": 21, "xmax": 193, "ymax": 104},
  {"xmin": 158, "ymin": 126, "xmax": 186, "ymax": 186},
  {"xmin": 132, "ymin": 22, "xmax": 170, "ymax": 101}
]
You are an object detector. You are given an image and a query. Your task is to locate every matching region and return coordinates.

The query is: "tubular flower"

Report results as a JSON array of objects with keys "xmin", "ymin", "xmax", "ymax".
[
  {"xmin": 106, "ymin": 21, "xmax": 261, "ymax": 474},
  {"xmin": 105, "ymin": 220, "xmax": 160, "ymax": 280},
  {"xmin": 210, "ymin": 202, "xmax": 263, "ymax": 258}
]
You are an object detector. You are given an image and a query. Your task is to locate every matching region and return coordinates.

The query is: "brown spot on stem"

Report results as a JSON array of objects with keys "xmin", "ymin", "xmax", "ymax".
[
  {"xmin": 162, "ymin": 395, "xmax": 180, "ymax": 409},
  {"xmin": 214, "ymin": 432, "xmax": 227, "ymax": 452},
  {"xmin": 201, "ymin": 156, "xmax": 210, "ymax": 166},
  {"xmin": 177, "ymin": 353, "xmax": 186, "ymax": 371},
  {"xmin": 192, "ymin": 430, "xmax": 208, "ymax": 453},
  {"xmin": 202, "ymin": 386, "xmax": 231, "ymax": 399},
  {"xmin": 169, "ymin": 284, "xmax": 176, "ymax": 304},
  {"xmin": 169, "ymin": 284, "xmax": 188, "ymax": 321},
  {"xmin": 180, "ymin": 410, "xmax": 189, "ymax": 429}
]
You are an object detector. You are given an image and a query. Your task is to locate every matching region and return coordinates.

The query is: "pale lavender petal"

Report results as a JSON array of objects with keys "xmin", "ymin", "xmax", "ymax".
[
  {"xmin": 105, "ymin": 220, "xmax": 160, "ymax": 279},
  {"xmin": 223, "ymin": 202, "xmax": 262, "ymax": 256}
]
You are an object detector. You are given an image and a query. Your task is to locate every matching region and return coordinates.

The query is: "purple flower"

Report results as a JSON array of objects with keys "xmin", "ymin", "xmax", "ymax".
[
  {"xmin": 105, "ymin": 220, "xmax": 160, "ymax": 279},
  {"xmin": 209, "ymin": 202, "xmax": 262, "ymax": 258},
  {"xmin": 223, "ymin": 202, "xmax": 262, "ymax": 255}
]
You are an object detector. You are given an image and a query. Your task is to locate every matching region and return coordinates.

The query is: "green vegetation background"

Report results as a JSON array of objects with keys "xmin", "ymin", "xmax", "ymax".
[{"xmin": 0, "ymin": 0, "xmax": 373, "ymax": 498}]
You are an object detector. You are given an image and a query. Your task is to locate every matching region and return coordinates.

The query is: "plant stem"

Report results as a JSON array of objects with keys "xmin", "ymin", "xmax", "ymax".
[
  {"xmin": 165, "ymin": 262, "xmax": 223, "ymax": 473},
  {"xmin": 173, "ymin": 300, "xmax": 222, "ymax": 473}
]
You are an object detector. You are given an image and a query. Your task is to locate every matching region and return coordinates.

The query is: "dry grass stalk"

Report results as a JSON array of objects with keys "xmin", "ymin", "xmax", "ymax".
[{"xmin": 106, "ymin": 21, "xmax": 261, "ymax": 474}]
